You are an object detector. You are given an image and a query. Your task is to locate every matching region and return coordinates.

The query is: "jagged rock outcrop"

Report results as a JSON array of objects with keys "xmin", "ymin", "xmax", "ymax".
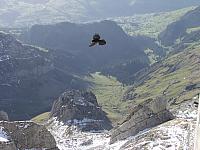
[
  {"xmin": 110, "ymin": 97, "xmax": 173, "ymax": 144},
  {"xmin": 50, "ymin": 90, "xmax": 112, "ymax": 131},
  {"xmin": 0, "ymin": 121, "xmax": 58, "ymax": 150},
  {"xmin": 119, "ymin": 118, "xmax": 195, "ymax": 150},
  {"xmin": 0, "ymin": 111, "xmax": 9, "ymax": 121}
]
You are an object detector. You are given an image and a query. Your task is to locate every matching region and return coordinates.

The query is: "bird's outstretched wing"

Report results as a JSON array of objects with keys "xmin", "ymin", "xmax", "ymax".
[
  {"xmin": 98, "ymin": 39, "xmax": 106, "ymax": 45},
  {"xmin": 89, "ymin": 42, "xmax": 97, "ymax": 47}
]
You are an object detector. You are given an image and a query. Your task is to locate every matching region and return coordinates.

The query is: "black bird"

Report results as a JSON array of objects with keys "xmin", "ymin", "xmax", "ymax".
[{"xmin": 89, "ymin": 33, "xmax": 106, "ymax": 47}]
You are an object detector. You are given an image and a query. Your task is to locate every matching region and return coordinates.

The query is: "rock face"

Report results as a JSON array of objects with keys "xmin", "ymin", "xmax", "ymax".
[
  {"xmin": 110, "ymin": 97, "xmax": 173, "ymax": 144},
  {"xmin": 0, "ymin": 111, "xmax": 9, "ymax": 121},
  {"xmin": 50, "ymin": 90, "xmax": 112, "ymax": 131},
  {"xmin": 0, "ymin": 121, "xmax": 58, "ymax": 150},
  {"xmin": 119, "ymin": 118, "xmax": 195, "ymax": 150}
]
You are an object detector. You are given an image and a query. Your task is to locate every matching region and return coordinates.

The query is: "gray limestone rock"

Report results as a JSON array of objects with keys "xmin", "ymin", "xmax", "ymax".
[
  {"xmin": 50, "ymin": 90, "xmax": 112, "ymax": 131},
  {"xmin": 110, "ymin": 97, "xmax": 173, "ymax": 144},
  {"xmin": 0, "ymin": 121, "xmax": 58, "ymax": 150}
]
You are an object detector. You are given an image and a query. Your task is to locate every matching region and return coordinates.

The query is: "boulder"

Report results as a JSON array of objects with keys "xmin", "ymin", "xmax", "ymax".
[
  {"xmin": 110, "ymin": 97, "xmax": 173, "ymax": 144},
  {"xmin": 0, "ymin": 121, "xmax": 58, "ymax": 150}
]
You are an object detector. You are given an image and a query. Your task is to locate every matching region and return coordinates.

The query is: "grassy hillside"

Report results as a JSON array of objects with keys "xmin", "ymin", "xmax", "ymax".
[
  {"xmin": 125, "ymin": 43, "xmax": 200, "ymax": 108},
  {"xmin": 31, "ymin": 112, "xmax": 50, "ymax": 124},
  {"xmin": 114, "ymin": 7, "xmax": 195, "ymax": 38},
  {"xmin": 85, "ymin": 73, "xmax": 131, "ymax": 125}
]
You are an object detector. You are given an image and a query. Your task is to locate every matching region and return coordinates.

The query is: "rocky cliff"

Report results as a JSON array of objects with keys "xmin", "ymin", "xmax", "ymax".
[
  {"xmin": 50, "ymin": 90, "xmax": 112, "ymax": 131},
  {"xmin": 110, "ymin": 97, "xmax": 173, "ymax": 144},
  {"xmin": 0, "ymin": 121, "xmax": 58, "ymax": 150}
]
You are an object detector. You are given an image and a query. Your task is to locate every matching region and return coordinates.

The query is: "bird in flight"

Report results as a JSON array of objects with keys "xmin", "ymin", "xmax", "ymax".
[{"xmin": 89, "ymin": 33, "xmax": 106, "ymax": 47}]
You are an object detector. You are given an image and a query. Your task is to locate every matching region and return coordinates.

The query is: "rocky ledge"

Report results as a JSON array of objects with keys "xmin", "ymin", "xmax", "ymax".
[{"xmin": 110, "ymin": 97, "xmax": 174, "ymax": 144}]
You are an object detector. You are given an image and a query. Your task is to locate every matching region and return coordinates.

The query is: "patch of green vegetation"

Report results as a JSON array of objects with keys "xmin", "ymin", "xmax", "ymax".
[
  {"xmin": 127, "ymin": 45, "xmax": 200, "ymax": 106},
  {"xmin": 85, "ymin": 72, "xmax": 131, "ymax": 125},
  {"xmin": 114, "ymin": 7, "xmax": 195, "ymax": 38},
  {"xmin": 31, "ymin": 112, "xmax": 50, "ymax": 124}
]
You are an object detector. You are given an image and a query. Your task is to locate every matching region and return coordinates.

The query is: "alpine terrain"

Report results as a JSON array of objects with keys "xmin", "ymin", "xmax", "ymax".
[{"xmin": 0, "ymin": 1, "xmax": 200, "ymax": 150}]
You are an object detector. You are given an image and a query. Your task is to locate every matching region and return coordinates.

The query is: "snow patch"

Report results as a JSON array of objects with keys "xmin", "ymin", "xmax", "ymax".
[{"xmin": 0, "ymin": 127, "xmax": 8, "ymax": 142}]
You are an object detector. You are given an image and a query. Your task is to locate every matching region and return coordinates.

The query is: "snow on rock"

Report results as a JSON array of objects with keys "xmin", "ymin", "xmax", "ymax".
[
  {"xmin": 120, "ymin": 118, "xmax": 195, "ymax": 150},
  {"xmin": 50, "ymin": 90, "xmax": 112, "ymax": 131},
  {"xmin": 47, "ymin": 118, "xmax": 127, "ymax": 150},
  {"xmin": 0, "ymin": 127, "xmax": 8, "ymax": 142}
]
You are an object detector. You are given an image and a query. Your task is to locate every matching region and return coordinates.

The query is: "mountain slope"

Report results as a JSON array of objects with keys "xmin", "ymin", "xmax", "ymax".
[
  {"xmin": 0, "ymin": 32, "xmax": 88, "ymax": 120},
  {"xmin": 121, "ymin": 7, "xmax": 200, "ymax": 101},
  {"xmin": 159, "ymin": 6, "xmax": 200, "ymax": 47},
  {"xmin": 124, "ymin": 43, "xmax": 200, "ymax": 110}
]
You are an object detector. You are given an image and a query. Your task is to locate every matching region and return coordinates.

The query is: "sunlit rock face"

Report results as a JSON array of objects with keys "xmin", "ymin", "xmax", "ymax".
[
  {"xmin": 50, "ymin": 90, "xmax": 112, "ymax": 131},
  {"xmin": 110, "ymin": 97, "xmax": 173, "ymax": 144}
]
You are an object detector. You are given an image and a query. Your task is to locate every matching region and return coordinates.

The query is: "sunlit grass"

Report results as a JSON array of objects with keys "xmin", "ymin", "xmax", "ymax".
[
  {"xmin": 127, "ymin": 45, "xmax": 200, "ymax": 106},
  {"xmin": 31, "ymin": 112, "xmax": 50, "ymax": 124},
  {"xmin": 85, "ymin": 72, "xmax": 131, "ymax": 125}
]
